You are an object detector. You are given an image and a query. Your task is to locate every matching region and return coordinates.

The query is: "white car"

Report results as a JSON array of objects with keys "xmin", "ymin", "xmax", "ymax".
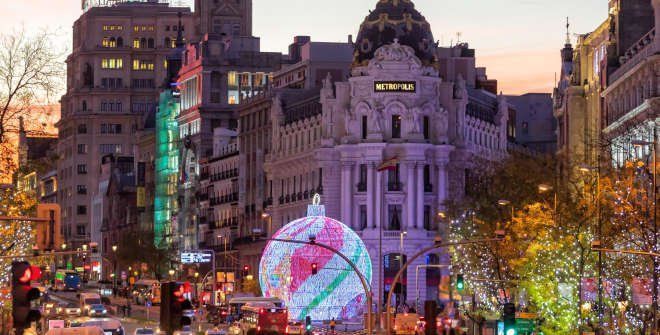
[
  {"xmin": 134, "ymin": 328, "xmax": 155, "ymax": 335},
  {"xmin": 205, "ymin": 329, "xmax": 226, "ymax": 335}
]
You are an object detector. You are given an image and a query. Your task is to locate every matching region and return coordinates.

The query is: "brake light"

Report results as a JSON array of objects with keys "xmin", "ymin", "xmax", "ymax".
[
  {"xmin": 257, "ymin": 326, "xmax": 261, "ymax": 332},
  {"xmin": 285, "ymin": 326, "xmax": 289, "ymax": 334},
  {"xmin": 259, "ymin": 308, "xmax": 264, "ymax": 314}
]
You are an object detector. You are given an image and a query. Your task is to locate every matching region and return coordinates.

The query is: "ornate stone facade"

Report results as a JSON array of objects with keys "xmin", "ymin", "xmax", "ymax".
[{"xmin": 265, "ymin": 0, "xmax": 509, "ymax": 308}]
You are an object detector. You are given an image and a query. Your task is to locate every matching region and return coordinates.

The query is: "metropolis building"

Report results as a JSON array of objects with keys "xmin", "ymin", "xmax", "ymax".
[{"xmin": 265, "ymin": 0, "xmax": 510, "ymax": 308}]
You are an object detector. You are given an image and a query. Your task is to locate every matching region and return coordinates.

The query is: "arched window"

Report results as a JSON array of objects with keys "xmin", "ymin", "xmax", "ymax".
[
  {"xmin": 116, "ymin": 37, "xmax": 123, "ymax": 47},
  {"xmin": 82, "ymin": 100, "xmax": 87, "ymax": 111},
  {"xmin": 148, "ymin": 38, "xmax": 154, "ymax": 49},
  {"xmin": 140, "ymin": 38, "xmax": 146, "ymax": 48},
  {"xmin": 101, "ymin": 100, "xmax": 107, "ymax": 112},
  {"xmin": 116, "ymin": 101, "xmax": 122, "ymax": 112},
  {"xmin": 164, "ymin": 37, "xmax": 171, "ymax": 48}
]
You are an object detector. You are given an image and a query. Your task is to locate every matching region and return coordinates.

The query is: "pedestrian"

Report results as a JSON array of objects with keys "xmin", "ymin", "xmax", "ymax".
[{"xmin": 330, "ymin": 318, "xmax": 336, "ymax": 334}]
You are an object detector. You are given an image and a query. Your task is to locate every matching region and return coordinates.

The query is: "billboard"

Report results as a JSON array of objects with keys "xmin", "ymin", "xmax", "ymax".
[{"xmin": 180, "ymin": 250, "xmax": 213, "ymax": 264}]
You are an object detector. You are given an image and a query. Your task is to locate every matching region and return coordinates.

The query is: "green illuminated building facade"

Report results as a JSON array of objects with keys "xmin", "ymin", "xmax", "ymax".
[{"xmin": 154, "ymin": 90, "xmax": 180, "ymax": 247}]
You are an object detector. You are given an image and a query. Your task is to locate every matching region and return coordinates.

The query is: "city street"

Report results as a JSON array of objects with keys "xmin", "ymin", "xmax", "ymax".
[{"xmin": 0, "ymin": 0, "xmax": 658, "ymax": 335}]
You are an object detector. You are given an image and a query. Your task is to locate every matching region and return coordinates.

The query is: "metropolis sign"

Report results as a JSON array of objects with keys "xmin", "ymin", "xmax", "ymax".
[
  {"xmin": 374, "ymin": 81, "xmax": 416, "ymax": 93},
  {"xmin": 180, "ymin": 250, "xmax": 213, "ymax": 264}
]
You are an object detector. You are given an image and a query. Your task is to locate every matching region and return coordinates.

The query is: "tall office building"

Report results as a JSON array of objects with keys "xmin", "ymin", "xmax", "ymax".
[{"xmin": 56, "ymin": 1, "xmax": 193, "ymax": 251}]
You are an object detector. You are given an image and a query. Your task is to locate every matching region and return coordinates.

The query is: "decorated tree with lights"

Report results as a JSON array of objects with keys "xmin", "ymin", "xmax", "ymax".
[
  {"xmin": 446, "ymin": 154, "xmax": 603, "ymax": 335},
  {"xmin": 595, "ymin": 161, "xmax": 659, "ymax": 334},
  {"xmin": 0, "ymin": 185, "xmax": 38, "ymax": 309}
]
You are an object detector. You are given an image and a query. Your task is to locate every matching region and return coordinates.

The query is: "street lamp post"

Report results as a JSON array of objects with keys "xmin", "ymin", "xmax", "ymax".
[
  {"xmin": 112, "ymin": 245, "xmax": 117, "ymax": 291},
  {"xmin": 398, "ymin": 231, "xmax": 407, "ymax": 309},
  {"xmin": 580, "ymin": 163, "xmax": 603, "ymax": 326}
]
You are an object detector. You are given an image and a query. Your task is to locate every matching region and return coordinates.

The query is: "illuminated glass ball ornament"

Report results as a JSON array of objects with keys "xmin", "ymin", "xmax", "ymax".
[{"xmin": 259, "ymin": 196, "xmax": 372, "ymax": 321}]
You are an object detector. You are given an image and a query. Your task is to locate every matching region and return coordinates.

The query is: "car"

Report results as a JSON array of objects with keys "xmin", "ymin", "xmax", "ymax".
[
  {"xmin": 204, "ymin": 328, "xmax": 226, "ymax": 335},
  {"xmin": 63, "ymin": 303, "xmax": 82, "ymax": 316},
  {"xmin": 134, "ymin": 328, "xmax": 155, "ymax": 335},
  {"xmin": 286, "ymin": 321, "xmax": 304, "ymax": 335},
  {"xmin": 88, "ymin": 304, "xmax": 107, "ymax": 317}
]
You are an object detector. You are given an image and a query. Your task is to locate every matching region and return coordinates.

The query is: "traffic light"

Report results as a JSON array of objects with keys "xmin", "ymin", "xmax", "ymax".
[
  {"xmin": 160, "ymin": 282, "xmax": 193, "ymax": 335},
  {"xmin": 456, "ymin": 274, "xmax": 465, "ymax": 293},
  {"xmin": 242, "ymin": 265, "xmax": 250, "ymax": 277},
  {"xmin": 305, "ymin": 315, "xmax": 312, "ymax": 333},
  {"xmin": 12, "ymin": 261, "xmax": 42, "ymax": 335},
  {"xmin": 311, "ymin": 263, "xmax": 318, "ymax": 275},
  {"xmin": 503, "ymin": 302, "xmax": 516, "ymax": 335}
]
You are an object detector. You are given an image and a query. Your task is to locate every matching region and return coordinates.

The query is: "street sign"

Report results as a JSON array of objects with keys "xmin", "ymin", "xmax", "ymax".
[
  {"xmin": 146, "ymin": 301, "xmax": 152, "ymax": 307},
  {"xmin": 516, "ymin": 312, "xmax": 537, "ymax": 319},
  {"xmin": 516, "ymin": 319, "xmax": 535, "ymax": 333},
  {"xmin": 121, "ymin": 271, "xmax": 127, "ymax": 280},
  {"xmin": 181, "ymin": 250, "xmax": 213, "ymax": 264}
]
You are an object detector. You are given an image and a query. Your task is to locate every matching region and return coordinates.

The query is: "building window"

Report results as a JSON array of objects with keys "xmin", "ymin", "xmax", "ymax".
[
  {"xmin": 387, "ymin": 205, "xmax": 402, "ymax": 231},
  {"xmin": 392, "ymin": 115, "xmax": 402, "ymax": 138},
  {"xmin": 359, "ymin": 205, "xmax": 367, "ymax": 230},
  {"xmin": 77, "ymin": 124, "xmax": 87, "ymax": 134},
  {"xmin": 77, "ymin": 144, "xmax": 88, "ymax": 154},
  {"xmin": 358, "ymin": 164, "xmax": 367, "ymax": 192},
  {"xmin": 76, "ymin": 225, "xmax": 86, "ymax": 236},
  {"xmin": 77, "ymin": 164, "xmax": 87, "ymax": 174},
  {"xmin": 132, "ymin": 59, "xmax": 155, "ymax": 71},
  {"xmin": 147, "ymin": 38, "xmax": 155, "ymax": 48},
  {"xmin": 102, "ymin": 37, "xmax": 117, "ymax": 48},
  {"xmin": 361, "ymin": 115, "xmax": 368, "ymax": 139},
  {"xmin": 100, "ymin": 123, "xmax": 122, "ymax": 134},
  {"xmin": 101, "ymin": 58, "xmax": 123, "ymax": 69},
  {"xmin": 423, "ymin": 116, "xmax": 429, "ymax": 140},
  {"xmin": 133, "ymin": 38, "xmax": 141, "ymax": 49},
  {"xmin": 387, "ymin": 164, "xmax": 401, "ymax": 191},
  {"xmin": 100, "ymin": 144, "xmax": 122, "ymax": 154},
  {"xmin": 181, "ymin": 77, "xmax": 199, "ymax": 109},
  {"xmin": 424, "ymin": 165, "xmax": 432, "ymax": 192},
  {"xmin": 103, "ymin": 25, "xmax": 123, "ymax": 31},
  {"xmin": 77, "ymin": 205, "xmax": 87, "ymax": 215},
  {"xmin": 423, "ymin": 205, "xmax": 431, "ymax": 230},
  {"xmin": 77, "ymin": 185, "xmax": 87, "ymax": 195}
]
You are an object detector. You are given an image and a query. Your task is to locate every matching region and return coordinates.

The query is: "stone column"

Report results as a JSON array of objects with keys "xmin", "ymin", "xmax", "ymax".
[
  {"xmin": 406, "ymin": 163, "xmax": 415, "ymax": 231},
  {"xmin": 340, "ymin": 162, "xmax": 353, "ymax": 228},
  {"xmin": 437, "ymin": 161, "xmax": 449, "ymax": 209},
  {"xmin": 376, "ymin": 168, "xmax": 383, "ymax": 230},
  {"xmin": 416, "ymin": 164, "xmax": 424, "ymax": 229},
  {"xmin": 367, "ymin": 163, "xmax": 375, "ymax": 229}
]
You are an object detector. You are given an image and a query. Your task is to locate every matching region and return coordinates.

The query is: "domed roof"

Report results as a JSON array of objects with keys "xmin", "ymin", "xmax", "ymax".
[{"xmin": 353, "ymin": 0, "xmax": 436, "ymax": 67}]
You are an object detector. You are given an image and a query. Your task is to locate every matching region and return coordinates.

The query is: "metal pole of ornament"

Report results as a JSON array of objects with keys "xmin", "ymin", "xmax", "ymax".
[{"xmin": 266, "ymin": 238, "xmax": 374, "ymax": 335}]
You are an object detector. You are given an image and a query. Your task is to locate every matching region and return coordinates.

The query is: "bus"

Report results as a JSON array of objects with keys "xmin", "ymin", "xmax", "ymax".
[
  {"xmin": 228, "ymin": 297, "xmax": 284, "ymax": 320},
  {"xmin": 54, "ymin": 270, "xmax": 81, "ymax": 292},
  {"xmin": 238, "ymin": 303, "xmax": 288, "ymax": 335}
]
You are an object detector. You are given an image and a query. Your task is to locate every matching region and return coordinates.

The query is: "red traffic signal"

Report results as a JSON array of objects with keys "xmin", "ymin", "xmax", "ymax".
[
  {"xmin": 311, "ymin": 263, "xmax": 318, "ymax": 275},
  {"xmin": 242, "ymin": 265, "xmax": 250, "ymax": 276}
]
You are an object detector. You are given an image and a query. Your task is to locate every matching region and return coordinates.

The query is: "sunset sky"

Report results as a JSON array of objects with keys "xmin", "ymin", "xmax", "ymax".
[{"xmin": 0, "ymin": 0, "xmax": 607, "ymax": 94}]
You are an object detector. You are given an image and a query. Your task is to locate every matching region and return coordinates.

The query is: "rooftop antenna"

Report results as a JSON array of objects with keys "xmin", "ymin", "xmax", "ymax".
[
  {"xmin": 456, "ymin": 32, "xmax": 462, "ymax": 44},
  {"xmin": 565, "ymin": 17, "xmax": 571, "ymax": 44}
]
